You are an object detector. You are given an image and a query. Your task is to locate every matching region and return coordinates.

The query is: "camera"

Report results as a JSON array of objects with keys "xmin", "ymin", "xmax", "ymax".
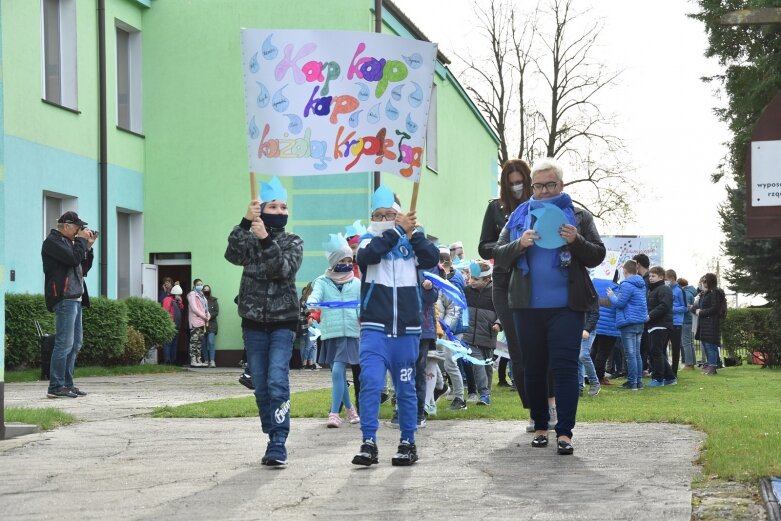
[{"xmin": 92, "ymin": 230, "xmax": 99, "ymax": 238}]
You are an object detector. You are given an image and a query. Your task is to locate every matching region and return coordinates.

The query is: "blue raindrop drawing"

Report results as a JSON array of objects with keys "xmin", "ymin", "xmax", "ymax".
[
  {"xmin": 402, "ymin": 53, "xmax": 423, "ymax": 69},
  {"xmin": 391, "ymin": 84, "xmax": 404, "ymax": 101},
  {"xmin": 249, "ymin": 116, "xmax": 259, "ymax": 139},
  {"xmin": 256, "ymin": 82, "xmax": 270, "ymax": 108},
  {"xmin": 249, "ymin": 52, "xmax": 259, "ymax": 73},
  {"xmin": 408, "ymin": 82, "xmax": 423, "ymax": 108},
  {"xmin": 272, "ymin": 85, "xmax": 289, "ymax": 113},
  {"xmin": 348, "ymin": 109, "xmax": 363, "ymax": 128},
  {"xmin": 355, "ymin": 82, "xmax": 370, "ymax": 101},
  {"xmin": 385, "ymin": 99, "xmax": 399, "ymax": 120},
  {"xmin": 284, "ymin": 114, "xmax": 303, "ymax": 135},
  {"xmin": 262, "ymin": 34, "xmax": 278, "ymax": 60},
  {"xmin": 367, "ymin": 103, "xmax": 381, "ymax": 124},
  {"xmin": 405, "ymin": 113, "xmax": 418, "ymax": 134}
]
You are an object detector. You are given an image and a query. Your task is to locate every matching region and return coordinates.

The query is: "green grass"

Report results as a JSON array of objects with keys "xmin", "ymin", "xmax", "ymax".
[
  {"xmin": 5, "ymin": 407, "xmax": 76, "ymax": 430},
  {"xmin": 151, "ymin": 365, "xmax": 780, "ymax": 482},
  {"xmin": 5, "ymin": 364, "xmax": 186, "ymax": 383}
]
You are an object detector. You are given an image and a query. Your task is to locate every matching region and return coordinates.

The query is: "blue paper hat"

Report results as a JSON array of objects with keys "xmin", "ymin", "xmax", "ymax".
[
  {"xmin": 260, "ymin": 176, "xmax": 288, "ymax": 203},
  {"xmin": 323, "ymin": 233, "xmax": 353, "ymax": 267},
  {"xmin": 371, "ymin": 185, "xmax": 396, "ymax": 212},
  {"xmin": 344, "ymin": 219, "xmax": 367, "ymax": 238}
]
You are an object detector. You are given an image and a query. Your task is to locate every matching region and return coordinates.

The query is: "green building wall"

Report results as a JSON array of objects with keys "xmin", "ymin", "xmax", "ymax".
[{"xmin": 141, "ymin": 1, "xmax": 499, "ymax": 356}]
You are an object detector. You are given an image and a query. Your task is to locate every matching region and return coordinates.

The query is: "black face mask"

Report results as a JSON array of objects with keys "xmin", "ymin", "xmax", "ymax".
[
  {"xmin": 333, "ymin": 263, "xmax": 353, "ymax": 273},
  {"xmin": 262, "ymin": 213, "xmax": 288, "ymax": 229},
  {"xmin": 203, "ymin": 291, "xmax": 211, "ymax": 297}
]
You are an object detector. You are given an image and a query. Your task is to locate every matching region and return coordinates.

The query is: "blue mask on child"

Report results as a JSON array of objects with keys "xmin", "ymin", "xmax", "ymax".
[
  {"xmin": 195, "ymin": 285, "xmax": 204, "ymax": 292},
  {"xmin": 333, "ymin": 263, "xmax": 353, "ymax": 273}
]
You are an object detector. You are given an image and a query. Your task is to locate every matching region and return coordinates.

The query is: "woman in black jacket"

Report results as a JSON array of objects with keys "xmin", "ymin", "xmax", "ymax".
[
  {"xmin": 693, "ymin": 272, "xmax": 723, "ymax": 375},
  {"xmin": 479, "ymin": 159, "xmax": 533, "ymax": 415}
]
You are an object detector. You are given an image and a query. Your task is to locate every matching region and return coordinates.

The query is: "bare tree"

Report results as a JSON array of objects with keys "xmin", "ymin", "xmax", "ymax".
[{"xmin": 456, "ymin": 0, "xmax": 634, "ymax": 222}]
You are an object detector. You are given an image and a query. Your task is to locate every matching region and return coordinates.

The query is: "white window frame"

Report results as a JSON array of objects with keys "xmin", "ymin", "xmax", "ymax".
[
  {"xmin": 426, "ymin": 83, "xmax": 438, "ymax": 172},
  {"xmin": 116, "ymin": 209, "xmax": 144, "ymax": 298},
  {"xmin": 40, "ymin": 0, "xmax": 78, "ymax": 109},
  {"xmin": 42, "ymin": 192, "xmax": 77, "ymax": 239},
  {"xmin": 115, "ymin": 20, "xmax": 143, "ymax": 134}
]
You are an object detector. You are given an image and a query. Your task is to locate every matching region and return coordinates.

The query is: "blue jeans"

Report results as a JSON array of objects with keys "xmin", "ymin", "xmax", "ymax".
[
  {"xmin": 164, "ymin": 332, "xmax": 179, "ymax": 363},
  {"xmin": 619, "ymin": 323, "xmax": 644, "ymax": 387},
  {"xmin": 513, "ymin": 308, "xmax": 583, "ymax": 438},
  {"xmin": 300, "ymin": 337, "xmax": 316, "ymax": 362},
  {"xmin": 49, "ymin": 300, "xmax": 83, "ymax": 393},
  {"xmin": 202, "ymin": 331, "xmax": 216, "ymax": 362},
  {"xmin": 681, "ymin": 323, "xmax": 695, "ymax": 365},
  {"xmin": 702, "ymin": 341, "xmax": 720, "ymax": 367},
  {"xmin": 359, "ymin": 330, "xmax": 419, "ymax": 443},
  {"xmin": 244, "ymin": 328, "xmax": 295, "ymax": 443},
  {"xmin": 578, "ymin": 330, "xmax": 598, "ymax": 390}
]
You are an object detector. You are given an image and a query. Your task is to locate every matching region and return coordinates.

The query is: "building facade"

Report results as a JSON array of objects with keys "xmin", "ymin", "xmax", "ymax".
[{"xmin": 1, "ymin": 0, "xmax": 499, "ymax": 367}]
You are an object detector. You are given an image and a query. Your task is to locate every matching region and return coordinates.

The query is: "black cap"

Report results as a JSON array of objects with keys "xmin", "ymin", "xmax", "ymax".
[{"xmin": 57, "ymin": 211, "xmax": 88, "ymax": 227}]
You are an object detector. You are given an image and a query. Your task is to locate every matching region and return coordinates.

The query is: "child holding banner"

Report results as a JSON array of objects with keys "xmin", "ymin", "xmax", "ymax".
[
  {"xmin": 351, "ymin": 185, "xmax": 439, "ymax": 467},
  {"xmin": 225, "ymin": 177, "xmax": 303, "ymax": 467}
]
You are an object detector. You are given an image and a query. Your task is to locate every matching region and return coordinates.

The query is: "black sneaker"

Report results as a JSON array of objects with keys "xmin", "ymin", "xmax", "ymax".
[
  {"xmin": 352, "ymin": 439, "xmax": 379, "ymax": 466},
  {"xmin": 391, "ymin": 440, "xmax": 418, "ymax": 466},
  {"xmin": 46, "ymin": 387, "xmax": 78, "ymax": 399},
  {"xmin": 239, "ymin": 373, "xmax": 254, "ymax": 390},
  {"xmin": 433, "ymin": 384, "xmax": 449, "ymax": 402},
  {"xmin": 448, "ymin": 397, "xmax": 467, "ymax": 410},
  {"xmin": 261, "ymin": 442, "xmax": 288, "ymax": 467},
  {"xmin": 69, "ymin": 387, "xmax": 87, "ymax": 397}
]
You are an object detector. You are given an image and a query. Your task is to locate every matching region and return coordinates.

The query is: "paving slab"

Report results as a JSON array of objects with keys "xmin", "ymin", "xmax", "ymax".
[{"xmin": 1, "ymin": 370, "xmax": 704, "ymax": 521}]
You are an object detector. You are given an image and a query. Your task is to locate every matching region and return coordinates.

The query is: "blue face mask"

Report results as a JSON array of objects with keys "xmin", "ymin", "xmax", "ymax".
[
  {"xmin": 195, "ymin": 285, "xmax": 204, "ymax": 292},
  {"xmin": 333, "ymin": 263, "xmax": 353, "ymax": 273}
]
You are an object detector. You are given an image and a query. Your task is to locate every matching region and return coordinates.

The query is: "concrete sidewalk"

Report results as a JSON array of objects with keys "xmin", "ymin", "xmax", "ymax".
[{"xmin": 1, "ymin": 370, "xmax": 704, "ymax": 521}]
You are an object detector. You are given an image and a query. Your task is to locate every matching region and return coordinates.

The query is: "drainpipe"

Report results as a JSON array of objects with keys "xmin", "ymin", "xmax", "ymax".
[
  {"xmin": 373, "ymin": 0, "xmax": 382, "ymax": 190},
  {"xmin": 97, "ymin": 0, "xmax": 108, "ymax": 296}
]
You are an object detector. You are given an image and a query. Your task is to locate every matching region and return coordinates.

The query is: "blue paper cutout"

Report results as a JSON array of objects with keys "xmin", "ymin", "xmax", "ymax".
[
  {"xmin": 260, "ymin": 177, "xmax": 288, "ymax": 202},
  {"xmin": 531, "ymin": 203, "xmax": 567, "ymax": 249},
  {"xmin": 371, "ymin": 185, "xmax": 395, "ymax": 211}
]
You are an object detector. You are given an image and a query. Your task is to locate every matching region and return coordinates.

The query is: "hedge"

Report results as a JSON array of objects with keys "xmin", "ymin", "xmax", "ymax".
[
  {"xmin": 721, "ymin": 307, "xmax": 780, "ymax": 368},
  {"xmin": 4, "ymin": 294, "xmax": 53, "ymax": 368},
  {"xmin": 78, "ymin": 296, "xmax": 128, "ymax": 366},
  {"xmin": 122, "ymin": 296, "xmax": 176, "ymax": 349}
]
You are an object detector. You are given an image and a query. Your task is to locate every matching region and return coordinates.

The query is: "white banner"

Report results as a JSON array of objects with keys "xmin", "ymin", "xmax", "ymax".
[{"xmin": 241, "ymin": 29, "xmax": 437, "ymax": 181}]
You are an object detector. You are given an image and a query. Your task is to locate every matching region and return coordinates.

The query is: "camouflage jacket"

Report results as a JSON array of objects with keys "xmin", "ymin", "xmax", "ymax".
[{"xmin": 225, "ymin": 219, "xmax": 304, "ymax": 325}]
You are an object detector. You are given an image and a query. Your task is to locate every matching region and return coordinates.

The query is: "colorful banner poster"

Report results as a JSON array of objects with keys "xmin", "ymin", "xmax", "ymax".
[
  {"xmin": 241, "ymin": 29, "xmax": 437, "ymax": 181},
  {"xmin": 600, "ymin": 235, "xmax": 664, "ymax": 268},
  {"xmin": 589, "ymin": 250, "xmax": 621, "ymax": 280}
]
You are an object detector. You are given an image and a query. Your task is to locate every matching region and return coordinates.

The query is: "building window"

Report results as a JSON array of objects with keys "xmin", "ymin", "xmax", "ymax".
[
  {"xmin": 41, "ymin": 0, "xmax": 78, "ymax": 109},
  {"xmin": 116, "ymin": 21, "xmax": 143, "ymax": 133},
  {"xmin": 117, "ymin": 210, "xmax": 144, "ymax": 298},
  {"xmin": 43, "ymin": 193, "xmax": 77, "ymax": 239},
  {"xmin": 426, "ymin": 83, "xmax": 438, "ymax": 172}
]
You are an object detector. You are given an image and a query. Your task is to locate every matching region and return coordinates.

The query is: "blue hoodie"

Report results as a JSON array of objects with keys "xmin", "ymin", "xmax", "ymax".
[
  {"xmin": 595, "ymin": 281, "xmax": 620, "ymax": 337},
  {"xmin": 608, "ymin": 274, "xmax": 647, "ymax": 328},
  {"xmin": 670, "ymin": 282, "xmax": 686, "ymax": 326}
]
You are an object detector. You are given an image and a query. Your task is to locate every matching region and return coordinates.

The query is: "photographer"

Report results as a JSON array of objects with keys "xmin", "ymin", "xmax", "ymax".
[{"xmin": 42, "ymin": 211, "xmax": 97, "ymax": 398}]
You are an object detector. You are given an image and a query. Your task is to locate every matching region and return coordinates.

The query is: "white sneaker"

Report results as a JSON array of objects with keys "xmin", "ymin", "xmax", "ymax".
[
  {"xmin": 208, "ymin": 361, "xmax": 216, "ymax": 368},
  {"xmin": 326, "ymin": 412, "xmax": 342, "ymax": 428},
  {"xmin": 525, "ymin": 417, "xmax": 535, "ymax": 433},
  {"xmin": 345, "ymin": 406, "xmax": 360, "ymax": 424},
  {"xmin": 424, "ymin": 401, "xmax": 438, "ymax": 417},
  {"xmin": 467, "ymin": 393, "xmax": 479, "ymax": 403}
]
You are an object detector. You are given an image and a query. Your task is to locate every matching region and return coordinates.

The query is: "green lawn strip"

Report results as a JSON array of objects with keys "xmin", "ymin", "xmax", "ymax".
[
  {"xmin": 5, "ymin": 365, "xmax": 186, "ymax": 383},
  {"xmin": 5, "ymin": 407, "xmax": 77, "ymax": 430},
  {"xmin": 150, "ymin": 365, "xmax": 780, "ymax": 481}
]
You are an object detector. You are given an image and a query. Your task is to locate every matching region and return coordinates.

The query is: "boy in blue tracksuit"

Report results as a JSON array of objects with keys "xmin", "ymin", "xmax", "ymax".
[
  {"xmin": 607, "ymin": 259, "xmax": 648, "ymax": 390},
  {"xmin": 352, "ymin": 186, "xmax": 439, "ymax": 467}
]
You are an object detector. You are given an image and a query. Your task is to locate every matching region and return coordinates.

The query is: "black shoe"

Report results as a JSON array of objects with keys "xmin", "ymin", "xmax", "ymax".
[
  {"xmin": 433, "ymin": 384, "xmax": 449, "ymax": 402},
  {"xmin": 261, "ymin": 442, "xmax": 288, "ymax": 466},
  {"xmin": 239, "ymin": 373, "xmax": 255, "ymax": 390},
  {"xmin": 391, "ymin": 440, "xmax": 418, "ymax": 466},
  {"xmin": 69, "ymin": 386, "xmax": 87, "ymax": 397},
  {"xmin": 497, "ymin": 381, "xmax": 510, "ymax": 387},
  {"xmin": 557, "ymin": 439, "xmax": 574, "ymax": 455},
  {"xmin": 531, "ymin": 434, "xmax": 549, "ymax": 448},
  {"xmin": 46, "ymin": 387, "xmax": 78, "ymax": 399},
  {"xmin": 380, "ymin": 391, "xmax": 390, "ymax": 404},
  {"xmin": 352, "ymin": 439, "xmax": 379, "ymax": 466}
]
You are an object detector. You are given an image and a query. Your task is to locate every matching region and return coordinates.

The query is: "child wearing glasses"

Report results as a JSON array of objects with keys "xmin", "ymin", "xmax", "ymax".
[{"xmin": 351, "ymin": 185, "xmax": 439, "ymax": 467}]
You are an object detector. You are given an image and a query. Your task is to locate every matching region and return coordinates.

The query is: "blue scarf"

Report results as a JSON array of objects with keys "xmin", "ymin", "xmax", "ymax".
[{"xmin": 505, "ymin": 193, "xmax": 577, "ymax": 275}]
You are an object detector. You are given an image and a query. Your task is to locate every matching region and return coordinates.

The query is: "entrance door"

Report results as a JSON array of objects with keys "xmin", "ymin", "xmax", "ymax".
[
  {"xmin": 141, "ymin": 264, "xmax": 158, "ymax": 301},
  {"xmin": 151, "ymin": 253, "xmax": 192, "ymax": 365}
]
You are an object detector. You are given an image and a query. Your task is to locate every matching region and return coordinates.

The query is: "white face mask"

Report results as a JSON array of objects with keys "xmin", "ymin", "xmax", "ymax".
[
  {"xmin": 368, "ymin": 221, "xmax": 396, "ymax": 236},
  {"xmin": 511, "ymin": 184, "xmax": 525, "ymax": 200}
]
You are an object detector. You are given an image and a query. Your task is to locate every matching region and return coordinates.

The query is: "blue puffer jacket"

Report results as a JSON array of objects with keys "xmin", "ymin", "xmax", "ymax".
[
  {"xmin": 307, "ymin": 275, "xmax": 361, "ymax": 340},
  {"xmin": 608, "ymin": 274, "xmax": 647, "ymax": 328},
  {"xmin": 670, "ymin": 283, "xmax": 686, "ymax": 326},
  {"xmin": 595, "ymin": 281, "xmax": 619, "ymax": 337},
  {"xmin": 682, "ymin": 285, "xmax": 696, "ymax": 324}
]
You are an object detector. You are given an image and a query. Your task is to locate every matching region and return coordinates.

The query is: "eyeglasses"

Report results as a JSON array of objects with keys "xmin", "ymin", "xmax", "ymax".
[
  {"xmin": 531, "ymin": 181, "xmax": 559, "ymax": 192},
  {"xmin": 371, "ymin": 211, "xmax": 398, "ymax": 222}
]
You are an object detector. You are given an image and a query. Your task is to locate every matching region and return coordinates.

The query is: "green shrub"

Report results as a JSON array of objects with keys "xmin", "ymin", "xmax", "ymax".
[
  {"xmin": 4, "ymin": 294, "xmax": 53, "ymax": 369},
  {"xmin": 79, "ymin": 297, "xmax": 128, "ymax": 366},
  {"xmin": 122, "ymin": 297, "xmax": 175, "ymax": 349},
  {"xmin": 118, "ymin": 326, "xmax": 148, "ymax": 365},
  {"xmin": 722, "ymin": 307, "xmax": 780, "ymax": 368}
]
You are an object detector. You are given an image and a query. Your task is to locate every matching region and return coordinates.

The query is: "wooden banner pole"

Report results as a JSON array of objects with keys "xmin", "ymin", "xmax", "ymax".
[
  {"xmin": 410, "ymin": 181, "xmax": 420, "ymax": 213},
  {"xmin": 249, "ymin": 171, "xmax": 258, "ymax": 201}
]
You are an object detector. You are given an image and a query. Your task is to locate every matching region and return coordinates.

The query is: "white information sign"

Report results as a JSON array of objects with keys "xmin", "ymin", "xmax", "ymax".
[{"xmin": 751, "ymin": 140, "xmax": 781, "ymax": 207}]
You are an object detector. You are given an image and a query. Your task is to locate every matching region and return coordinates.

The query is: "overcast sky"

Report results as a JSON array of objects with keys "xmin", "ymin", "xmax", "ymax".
[{"xmin": 392, "ymin": 0, "xmax": 734, "ymax": 289}]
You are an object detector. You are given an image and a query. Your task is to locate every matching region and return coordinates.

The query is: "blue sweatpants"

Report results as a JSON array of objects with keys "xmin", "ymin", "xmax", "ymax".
[{"xmin": 358, "ymin": 330, "xmax": 419, "ymax": 443}]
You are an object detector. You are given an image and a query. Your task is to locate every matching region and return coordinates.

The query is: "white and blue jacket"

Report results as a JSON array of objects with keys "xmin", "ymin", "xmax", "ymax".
[{"xmin": 356, "ymin": 226, "xmax": 439, "ymax": 337}]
